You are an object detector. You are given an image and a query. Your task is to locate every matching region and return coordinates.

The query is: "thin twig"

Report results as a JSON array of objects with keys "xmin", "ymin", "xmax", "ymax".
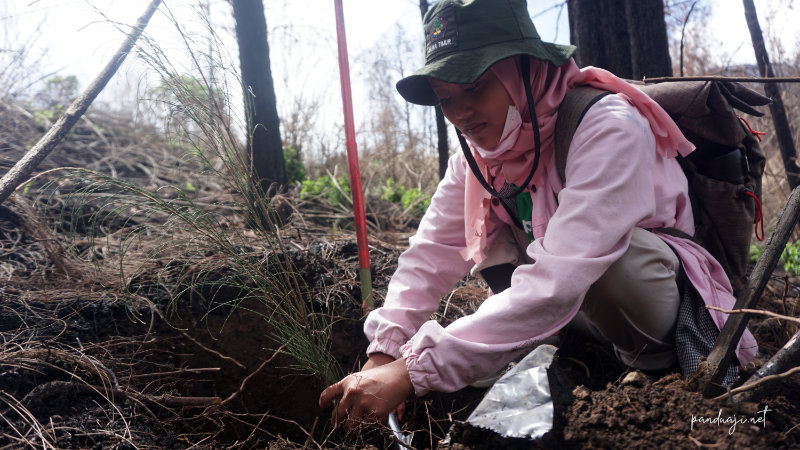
[
  {"xmin": 225, "ymin": 412, "xmax": 316, "ymax": 445},
  {"xmin": 302, "ymin": 416, "xmax": 319, "ymax": 450},
  {"xmin": 441, "ymin": 290, "xmax": 455, "ymax": 319},
  {"xmin": 22, "ymin": 380, "xmax": 221, "ymax": 409},
  {"xmin": 139, "ymin": 393, "xmax": 221, "ymax": 407},
  {"xmin": 221, "ymin": 344, "xmax": 286, "ymax": 405},
  {"xmin": 127, "ymin": 293, "xmax": 247, "ymax": 369},
  {"xmin": 565, "ymin": 356, "xmax": 591, "ymax": 379},
  {"xmin": 678, "ymin": 1, "xmax": 697, "ymax": 77},
  {"xmin": 126, "ymin": 367, "xmax": 221, "ymax": 379},
  {"xmin": 688, "ymin": 434, "xmax": 722, "ymax": 447},
  {"xmin": 705, "ymin": 305, "xmax": 800, "ymax": 324}
]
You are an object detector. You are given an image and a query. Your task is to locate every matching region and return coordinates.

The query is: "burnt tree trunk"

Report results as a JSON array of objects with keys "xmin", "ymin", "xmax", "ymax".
[
  {"xmin": 567, "ymin": 0, "xmax": 632, "ymax": 77},
  {"xmin": 624, "ymin": 0, "xmax": 672, "ymax": 79},
  {"xmin": 743, "ymin": 0, "xmax": 800, "ymax": 190},
  {"xmin": 232, "ymin": 0, "xmax": 286, "ymax": 191},
  {"xmin": 420, "ymin": 0, "xmax": 450, "ymax": 180},
  {"xmin": 567, "ymin": 0, "xmax": 671, "ymax": 79}
]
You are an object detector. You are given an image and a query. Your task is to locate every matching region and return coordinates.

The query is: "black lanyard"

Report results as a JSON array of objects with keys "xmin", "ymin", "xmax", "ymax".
[{"xmin": 456, "ymin": 54, "xmax": 541, "ymax": 200}]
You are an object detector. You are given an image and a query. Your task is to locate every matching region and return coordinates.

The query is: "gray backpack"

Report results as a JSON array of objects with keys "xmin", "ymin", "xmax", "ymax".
[{"xmin": 554, "ymin": 81, "xmax": 769, "ymax": 293}]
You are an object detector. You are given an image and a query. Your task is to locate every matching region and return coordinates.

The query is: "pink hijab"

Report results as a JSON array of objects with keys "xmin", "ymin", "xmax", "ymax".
[{"xmin": 460, "ymin": 57, "xmax": 695, "ymax": 263}]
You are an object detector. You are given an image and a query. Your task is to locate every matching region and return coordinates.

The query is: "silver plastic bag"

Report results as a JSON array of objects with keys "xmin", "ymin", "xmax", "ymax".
[{"xmin": 465, "ymin": 344, "xmax": 557, "ymax": 439}]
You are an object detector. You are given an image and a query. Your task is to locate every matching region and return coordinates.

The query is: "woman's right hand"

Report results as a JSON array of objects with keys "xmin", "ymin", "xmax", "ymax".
[
  {"xmin": 319, "ymin": 358, "xmax": 413, "ymax": 429},
  {"xmin": 358, "ymin": 353, "xmax": 407, "ymax": 420}
]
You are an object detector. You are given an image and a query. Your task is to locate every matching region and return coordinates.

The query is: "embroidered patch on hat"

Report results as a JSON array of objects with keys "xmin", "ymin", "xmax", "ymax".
[
  {"xmin": 431, "ymin": 17, "xmax": 446, "ymax": 40},
  {"xmin": 426, "ymin": 6, "xmax": 457, "ymax": 60}
]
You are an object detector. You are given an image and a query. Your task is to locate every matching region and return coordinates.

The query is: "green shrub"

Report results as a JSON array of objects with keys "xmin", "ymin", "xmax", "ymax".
[
  {"xmin": 31, "ymin": 75, "xmax": 80, "ymax": 123},
  {"xmin": 299, "ymin": 175, "xmax": 432, "ymax": 219},
  {"xmin": 783, "ymin": 241, "xmax": 800, "ymax": 275},
  {"xmin": 39, "ymin": 75, "xmax": 79, "ymax": 107},
  {"xmin": 300, "ymin": 175, "xmax": 351, "ymax": 207},
  {"xmin": 381, "ymin": 177, "xmax": 431, "ymax": 216},
  {"xmin": 381, "ymin": 178, "xmax": 402, "ymax": 204},
  {"xmin": 283, "ymin": 146, "xmax": 306, "ymax": 184},
  {"xmin": 33, "ymin": 104, "xmax": 65, "ymax": 123},
  {"xmin": 749, "ymin": 243, "xmax": 765, "ymax": 264}
]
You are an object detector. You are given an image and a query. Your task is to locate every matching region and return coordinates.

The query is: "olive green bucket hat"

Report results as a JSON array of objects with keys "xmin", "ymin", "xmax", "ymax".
[{"xmin": 396, "ymin": 0, "xmax": 576, "ymax": 106}]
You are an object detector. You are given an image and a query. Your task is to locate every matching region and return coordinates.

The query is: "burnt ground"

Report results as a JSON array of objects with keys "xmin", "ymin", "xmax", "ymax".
[
  {"xmin": 2, "ymin": 193, "xmax": 799, "ymax": 450},
  {"xmin": 1, "ymin": 99, "xmax": 799, "ymax": 448}
]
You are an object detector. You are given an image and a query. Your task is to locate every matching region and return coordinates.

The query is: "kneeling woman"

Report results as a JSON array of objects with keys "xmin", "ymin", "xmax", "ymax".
[{"xmin": 319, "ymin": 0, "xmax": 756, "ymax": 428}]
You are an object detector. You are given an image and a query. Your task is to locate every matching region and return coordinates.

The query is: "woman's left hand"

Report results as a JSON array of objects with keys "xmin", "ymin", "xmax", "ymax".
[{"xmin": 318, "ymin": 358, "xmax": 414, "ymax": 429}]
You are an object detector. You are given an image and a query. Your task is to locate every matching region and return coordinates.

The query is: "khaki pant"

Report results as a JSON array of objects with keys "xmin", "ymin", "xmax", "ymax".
[{"xmin": 476, "ymin": 226, "xmax": 681, "ymax": 371}]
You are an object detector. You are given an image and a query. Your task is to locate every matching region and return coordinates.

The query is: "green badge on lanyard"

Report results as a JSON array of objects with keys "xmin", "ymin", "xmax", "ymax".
[{"xmin": 513, "ymin": 184, "xmax": 534, "ymax": 240}]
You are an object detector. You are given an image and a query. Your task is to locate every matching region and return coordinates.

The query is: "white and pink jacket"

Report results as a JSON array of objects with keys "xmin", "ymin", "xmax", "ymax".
[{"xmin": 364, "ymin": 59, "xmax": 758, "ymax": 396}]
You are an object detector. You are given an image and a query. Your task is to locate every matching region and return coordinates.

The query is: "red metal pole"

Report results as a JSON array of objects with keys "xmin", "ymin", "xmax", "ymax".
[{"xmin": 334, "ymin": 0, "xmax": 373, "ymax": 309}]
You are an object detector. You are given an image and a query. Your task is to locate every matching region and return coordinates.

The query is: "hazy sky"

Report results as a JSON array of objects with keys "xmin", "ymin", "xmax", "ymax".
[
  {"xmin": 14, "ymin": 0, "xmax": 796, "ymax": 84},
  {"xmin": 3, "ymin": 0, "xmax": 578, "ymax": 136},
  {"xmin": 3, "ymin": 0, "xmax": 797, "ymax": 145}
]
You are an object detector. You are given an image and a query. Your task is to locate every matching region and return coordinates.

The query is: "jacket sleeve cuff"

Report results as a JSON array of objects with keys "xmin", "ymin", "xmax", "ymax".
[
  {"xmin": 366, "ymin": 331, "xmax": 408, "ymax": 360},
  {"xmin": 401, "ymin": 341, "xmax": 435, "ymax": 396}
]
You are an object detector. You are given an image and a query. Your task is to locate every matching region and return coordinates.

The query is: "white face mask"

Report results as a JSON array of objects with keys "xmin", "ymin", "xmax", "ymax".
[{"xmin": 474, "ymin": 105, "xmax": 523, "ymax": 159}]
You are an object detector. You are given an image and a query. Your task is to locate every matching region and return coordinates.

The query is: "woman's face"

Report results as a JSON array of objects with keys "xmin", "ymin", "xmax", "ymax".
[{"xmin": 429, "ymin": 70, "xmax": 514, "ymax": 150}]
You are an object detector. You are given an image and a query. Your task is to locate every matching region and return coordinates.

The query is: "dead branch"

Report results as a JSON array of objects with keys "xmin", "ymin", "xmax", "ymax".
[
  {"xmin": 714, "ymin": 366, "xmax": 800, "ymax": 402},
  {"xmin": 166, "ymin": 321, "xmax": 247, "ymax": 370},
  {"xmin": 80, "ymin": 115, "xmax": 111, "ymax": 149},
  {"xmin": 725, "ymin": 330, "xmax": 800, "ymax": 403},
  {"xmin": 705, "ymin": 305, "xmax": 800, "ymax": 324},
  {"xmin": 0, "ymin": 0, "xmax": 162, "ymax": 205},
  {"xmin": 643, "ymin": 75, "xmax": 800, "ymax": 83},
  {"xmin": 302, "ymin": 416, "xmax": 320, "ymax": 450},
  {"xmin": 224, "ymin": 412, "xmax": 319, "ymax": 448},
  {"xmin": 700, "ymin": 186, "xmax": 800, "ymax": 396}
]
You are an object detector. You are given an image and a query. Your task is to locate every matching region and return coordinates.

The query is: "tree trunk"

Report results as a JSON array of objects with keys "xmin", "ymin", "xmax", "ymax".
[
  {"xmin": 567, "ymin": 0, "xmax": 632, "ymax": 78},
  {"xmin": 232, "ymin": 0, "xmax": 286, "ymax": 192},
  {"xmin": 624, "ymin": 0, "xmax": 672, "ymax": 79},
  {"xmin": 567, "ymin": 0, "xmax": 671, "ymax": 80},
  {"xmin": 742, "ymin": 0, "xmax": 800, "ymax": 190},
  {"xmin": 420, "ymin": 0, "xmax": 450, "ymax": 180}
]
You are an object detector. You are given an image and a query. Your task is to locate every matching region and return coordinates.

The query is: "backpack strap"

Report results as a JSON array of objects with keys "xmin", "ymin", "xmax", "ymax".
[
  {"xmin": 554, "ymin": 86, "xmax": 613, "ymax": 184},
  {"xmin": 554, "ymin": 87, "xmax": 700, "ymax": 246}
]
